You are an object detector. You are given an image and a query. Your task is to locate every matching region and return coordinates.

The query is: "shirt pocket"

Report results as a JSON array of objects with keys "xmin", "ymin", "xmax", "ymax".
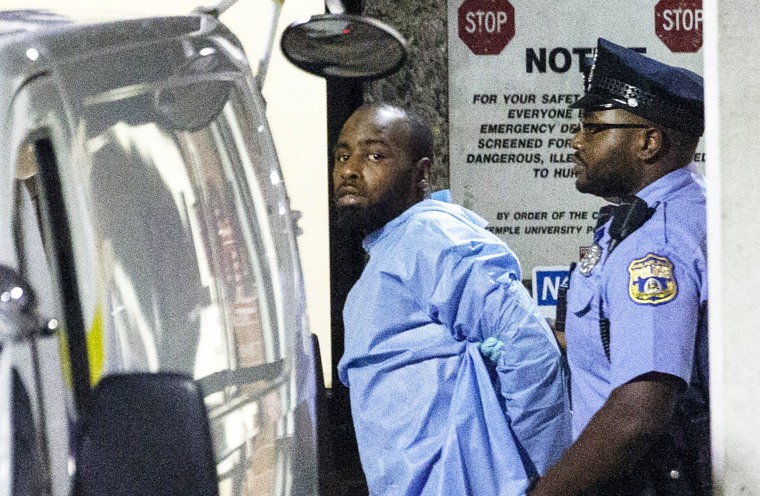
[
  {"xmin": 568, "ymin": 272, "xmax": 595, "ymax": 318},
  {"xmin": 567, "ymin": 273, "xmax": 610, "ymax": 372}
]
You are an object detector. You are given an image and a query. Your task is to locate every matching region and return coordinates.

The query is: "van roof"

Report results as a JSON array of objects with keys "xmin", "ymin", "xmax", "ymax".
[
  {"xmin": 0, "ymin": 9, "xmax": 209, "ymax": 61},
  {"xmin": 0, "ymin": 9, "xmax": 203, "ymax": 34},
  {"xmin": 0, "ymin": 9, "xmax": 229, "ymax": 98}
]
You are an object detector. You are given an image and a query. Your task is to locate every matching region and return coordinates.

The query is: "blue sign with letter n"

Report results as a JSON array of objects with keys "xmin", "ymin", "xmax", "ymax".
[{"xmin": 532, "ymin": 266, "xmax": 570, "ymax": 310}]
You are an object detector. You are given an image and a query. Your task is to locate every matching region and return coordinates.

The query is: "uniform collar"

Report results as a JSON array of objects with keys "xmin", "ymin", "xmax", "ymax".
[{"xmin": 637, "ymin": 163, "xmax": 699, "ymax": 206}]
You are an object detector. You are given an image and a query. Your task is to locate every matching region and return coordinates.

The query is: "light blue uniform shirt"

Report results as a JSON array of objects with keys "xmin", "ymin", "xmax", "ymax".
[
  {"xmin": 338, "ymin": 200, "xmax": 571, "ymax": 496},
  {"xmin": 566, "ymin": 166, "xmax": 708, "ymax": 438}
]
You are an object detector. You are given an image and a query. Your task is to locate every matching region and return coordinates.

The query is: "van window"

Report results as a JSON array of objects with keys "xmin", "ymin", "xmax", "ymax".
[
  {"xmin": 81, "ymin": 84, "xmax": 284, "ymax": 380},
  {"xmin": 78, "ymin": 81, "xmax": 294, "ymax": 491}
]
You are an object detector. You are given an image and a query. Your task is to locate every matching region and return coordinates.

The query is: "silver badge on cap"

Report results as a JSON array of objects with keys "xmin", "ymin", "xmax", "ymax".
[
  {"xmin": 579, "ymin": 243, "xmax": 602, "ymax": 276},
  {"xmin": 624, "ymin": 87, "xmax": 639, "ymax": 107}
]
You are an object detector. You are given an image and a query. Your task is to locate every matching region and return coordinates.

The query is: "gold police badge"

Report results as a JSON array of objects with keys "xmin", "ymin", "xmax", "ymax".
[{"xmin": 627, "ymin": 253, "xmax": 678, "ymax": 305}]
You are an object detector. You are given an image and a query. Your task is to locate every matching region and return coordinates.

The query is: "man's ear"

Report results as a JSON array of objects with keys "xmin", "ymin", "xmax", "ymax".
[
  {"xmin": 416, "ymin": 157, "xmax": 432, "ymax": 189},
  {"xmin": 639, "ymin": 127, "xmax": 666, "ymax": 163}
]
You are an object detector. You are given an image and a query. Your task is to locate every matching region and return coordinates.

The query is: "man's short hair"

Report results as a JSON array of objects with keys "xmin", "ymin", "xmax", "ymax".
[
  {"xmin": 364, "ymin": 102, "xmax": 434, "ymax": 163},
  {"xmin": 404, "ymin": 109, "xmax": 434, "ymax": 164}
]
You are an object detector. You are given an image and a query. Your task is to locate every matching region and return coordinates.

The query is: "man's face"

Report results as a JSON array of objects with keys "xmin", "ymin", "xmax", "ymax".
[
  {"xmin": 332, "ymin": 106, "xmax": 419, "ymax": 233},
  {"xmin": 570, "ymin": 109, "xmax": 649, "ymax": 198}
]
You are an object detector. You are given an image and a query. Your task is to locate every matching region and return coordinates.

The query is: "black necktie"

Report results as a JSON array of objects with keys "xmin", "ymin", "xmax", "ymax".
[
  {"xmin": 594, "ymin": 204, "xmax": 617, "ymax": 231},
  {"xmin": 607, "ymin": 196, "xmax": 656, "ymax": 253}
]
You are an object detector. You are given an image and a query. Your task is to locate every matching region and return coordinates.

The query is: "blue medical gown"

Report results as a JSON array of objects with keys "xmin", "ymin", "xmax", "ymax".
[{"xmin": 338, "ymin": 200, "xmax": 571, "ymax": 495}]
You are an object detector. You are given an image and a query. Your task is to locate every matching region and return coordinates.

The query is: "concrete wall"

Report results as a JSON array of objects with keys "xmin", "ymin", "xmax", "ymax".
[
  {"xmin": 363, "ymin": 0, "xmax": 450, "ymax": 188},
  {"xmin": 706, "ymin": 0, "xmax": 760, "ymax": 493}
]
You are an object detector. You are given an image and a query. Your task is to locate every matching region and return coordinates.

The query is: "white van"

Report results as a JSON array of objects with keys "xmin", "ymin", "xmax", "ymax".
[{"xmin": 0, "ymin": 8, "xmax": 320, "ymax": 496}]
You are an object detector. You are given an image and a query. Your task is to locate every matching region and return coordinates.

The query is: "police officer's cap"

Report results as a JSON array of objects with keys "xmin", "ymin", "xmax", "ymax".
[{"xmin": 571, "ymin": 38, "xmax": 704, "ymax": 137}]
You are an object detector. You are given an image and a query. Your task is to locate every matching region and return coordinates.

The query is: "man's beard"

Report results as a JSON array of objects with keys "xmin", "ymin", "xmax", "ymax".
[
  {"xmin": 575, "ymin": 160, "xmax": 637, "ymax": 198},
  {"xmin": 333, "ymin": 197, "xmax": 402, "ymax": 234},
  {"xmin": 334, "ymin": 204, "xmax": 371, "ymax": 233},
  {"xmin": 335, "ymin": 204, "xmax": 395, "ymax": 234}
]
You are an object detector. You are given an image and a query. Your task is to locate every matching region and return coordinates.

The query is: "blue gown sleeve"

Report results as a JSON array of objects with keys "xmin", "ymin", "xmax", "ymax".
[{"xmin": 425, "ymin": 235, "xmax": 571, "ymax": 476}]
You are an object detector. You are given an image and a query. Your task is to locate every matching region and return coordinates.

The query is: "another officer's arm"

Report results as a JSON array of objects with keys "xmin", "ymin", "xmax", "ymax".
[
  {"xmin": 549, "ymin": 265, "xmax": 573, "ymax": 354},
  {"xmin": 529, "ymin": 372, "xmax": 681, "ymax": 496},
  {"xmin": 545, "ymin": 318, "xmax": 567, "ymax": 353}
]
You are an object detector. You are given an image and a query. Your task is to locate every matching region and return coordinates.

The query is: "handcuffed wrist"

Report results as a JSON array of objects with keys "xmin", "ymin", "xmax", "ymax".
[{"xmin": 526, "ymin": 476, "xmax": 541, "ymax": 495}]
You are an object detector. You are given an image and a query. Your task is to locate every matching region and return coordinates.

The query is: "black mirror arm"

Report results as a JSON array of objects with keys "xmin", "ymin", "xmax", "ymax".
[
  {"xmin": 325, "ymin": 0, "xmax": 346, "ymax": 14},
  {"xmin": 193, "ymin": 0, "xmax": 240, "ymax": 18}
]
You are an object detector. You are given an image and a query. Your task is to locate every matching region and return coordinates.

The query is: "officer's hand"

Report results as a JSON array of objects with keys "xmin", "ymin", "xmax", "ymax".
[
  {"xmin": 479, "ymin": 336, "xmax": 505, "ymax": 363},
  {"xmin": 545, "ymin": 318, "xmax": 567, "ymax": 353}
]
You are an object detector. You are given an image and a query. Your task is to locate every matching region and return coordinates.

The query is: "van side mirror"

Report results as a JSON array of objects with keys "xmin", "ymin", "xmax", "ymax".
[
  {"xmin": 154, "ymin": 80, "xmax": 231, "ymax": 132},
  {"xmin": 280, "ymin": 14, "xmax": 407, "ymax": 80},
  {"xmin": 76, "ymin": 373, "xmax": 219, "ymax": 496}
]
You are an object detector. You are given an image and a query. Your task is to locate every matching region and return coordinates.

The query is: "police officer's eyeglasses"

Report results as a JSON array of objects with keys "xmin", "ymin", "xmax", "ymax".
[{"xmin": 578, "ymin": 121, "xmax": 651, "ymax": 135}]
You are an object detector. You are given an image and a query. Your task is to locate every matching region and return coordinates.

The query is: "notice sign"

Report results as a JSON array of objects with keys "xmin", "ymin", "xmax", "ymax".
[{"xmin": 447, "ymin": 0, "xmax": 704, "ymax": 274}]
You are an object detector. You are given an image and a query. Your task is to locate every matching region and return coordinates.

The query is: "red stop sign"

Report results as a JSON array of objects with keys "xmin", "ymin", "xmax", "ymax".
[
  {"xmin": 655, "ymin": 0, "xmax": 703, "ymax": 53},
  {"xmin": 458, "ymin": 0, "xmax": 515, "ymax": 55}
]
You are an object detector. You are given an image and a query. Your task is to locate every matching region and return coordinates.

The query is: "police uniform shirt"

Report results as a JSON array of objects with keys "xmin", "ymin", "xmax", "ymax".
[{"xmin": 565, "ymin": 165, "xmax": 707, "ymax": 438}]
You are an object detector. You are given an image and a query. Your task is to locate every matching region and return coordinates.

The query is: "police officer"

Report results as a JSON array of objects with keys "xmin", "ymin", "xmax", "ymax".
[{"xmin": 529, "ymin": 38, "xmax": 709, "ymax": 495}]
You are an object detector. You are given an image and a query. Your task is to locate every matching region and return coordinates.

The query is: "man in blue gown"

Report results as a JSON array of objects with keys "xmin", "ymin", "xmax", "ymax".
[{"xmin": 333, "ymin": 103, "xmax": 571, "ymax": 495}]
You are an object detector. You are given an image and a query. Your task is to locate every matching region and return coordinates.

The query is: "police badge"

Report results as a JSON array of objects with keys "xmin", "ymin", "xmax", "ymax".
[
  {"xmin": 628, "ymin": 253, "xmax": 678, "ymax": 305},
  {"xmin": 579, "ymin": 243, "xmax": 602, "ymax": 276}
]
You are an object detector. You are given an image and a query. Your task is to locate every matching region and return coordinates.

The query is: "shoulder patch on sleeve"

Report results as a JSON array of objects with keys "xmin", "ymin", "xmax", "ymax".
[{"xmin": 627, "ymin": 253, "xmax": 678, "ymax": 305}]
